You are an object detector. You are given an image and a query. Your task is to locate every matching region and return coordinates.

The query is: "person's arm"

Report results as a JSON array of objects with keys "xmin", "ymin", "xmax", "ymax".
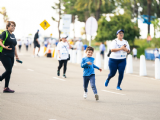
[
  {"xmin": 0, "ymin": 39, "xmax": 12, "ymax": 50},
  {"xmin": 93, "ymin": 64, "xmax": 99, "ymax": 70},
  {"xmin": 81, "ymin": 59, "xmax": 89, "ymax": 68},
  {"xmin": 58, "ymin": 50, "xmax": 61, "ymax": 58},
  {"xmin": 93, "ymin": 64, "xmax": 102, "ymax": 72},
  {"xmin": 66, "ymin": 40, "xmax": 72, "ymax": 49},
  {"xmin": 14, "ymin": 46, "xmax": 19, "ymax": 60}
]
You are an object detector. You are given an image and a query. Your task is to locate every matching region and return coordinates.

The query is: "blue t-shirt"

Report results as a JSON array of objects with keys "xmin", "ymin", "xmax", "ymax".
[{"xmin": 81, "ymin": 57, "xmax": 99, "ymax": 76}]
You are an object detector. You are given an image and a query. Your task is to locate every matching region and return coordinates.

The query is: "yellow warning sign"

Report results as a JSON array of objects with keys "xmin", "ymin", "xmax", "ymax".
[{"xmin": 40, "ymin": 20, "xmax": 50, "ymax": 30}]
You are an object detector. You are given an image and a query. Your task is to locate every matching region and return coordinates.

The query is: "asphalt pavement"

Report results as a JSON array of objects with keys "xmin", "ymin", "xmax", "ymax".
[{"xmin": 0, "ymin": 46, "xmax": 160, "ymax": 120}]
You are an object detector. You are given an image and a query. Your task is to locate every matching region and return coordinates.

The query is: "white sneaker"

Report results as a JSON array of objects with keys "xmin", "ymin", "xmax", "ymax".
[
  {"xmin": 83, "ymin": 92, "xmax": 87, "ymax": 99},
  {"xmin": 95, "ymin": 94, "xmax": 99, "ymax": 101}
]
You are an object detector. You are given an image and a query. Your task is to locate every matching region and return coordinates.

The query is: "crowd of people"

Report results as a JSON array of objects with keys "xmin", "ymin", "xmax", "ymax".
[{"xmin": 0, "ymin": 21, "xmax": 159, "ymax": 102}]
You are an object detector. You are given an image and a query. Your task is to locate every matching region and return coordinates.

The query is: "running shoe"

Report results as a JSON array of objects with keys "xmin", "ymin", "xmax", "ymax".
[
  {"xmin": 83, "ymin": 92, "xmax": 87, "ymax": 99},
  {"xmin": 63, "ymin": 74, "xmax": 66, "ymax": 78},
  {"xmin": 57, "ymin": 71, "xmax": 60, "ymax": 76},
  {"xmin": 37, "ymin": 54, "xmax": 40, "ymax": 57},
  {"xmin": 116, "ymin": 86, "xmax": 122, "ymax": 90},
  {"xmin": 3, "ymin": 88, "xmax": 15, "ymax": 93},
  {"xmin": 105, "ymin": 80, "xmax": 109, "ymax": 87},
  {"xmin": 95, "ymin": 94, "xmax": 99, "ymax": 101}
]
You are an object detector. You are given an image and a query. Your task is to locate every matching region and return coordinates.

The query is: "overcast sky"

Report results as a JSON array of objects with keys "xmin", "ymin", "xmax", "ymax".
[{"xmin": 0, "ymin": 0, "xmax": 159, "ymax": 40}]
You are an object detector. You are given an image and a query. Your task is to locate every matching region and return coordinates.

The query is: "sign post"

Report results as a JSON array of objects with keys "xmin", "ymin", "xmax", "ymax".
[{"xmin": 85, "ymin": 17, "xmax": 98, "ymax": 46}]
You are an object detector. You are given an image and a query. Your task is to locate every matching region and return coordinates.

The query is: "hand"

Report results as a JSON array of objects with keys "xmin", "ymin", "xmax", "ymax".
[
  {"xmin": 16, "ymin": 56, "xmax": 19, "ymax": 60},
  {"xmin": 87, "ymin": 62, "xmax": 92, "ymax": 65},
  {"xmin": 4, "ymin": 46, "xmax": 12, "ymax": 50},
  {"xmin": 59, "ymin": 55, "xmax": 61, "ymax": 58},
  {"xmin": 99, "ymin": 68, "xmax": 102, "ymax": 72}
]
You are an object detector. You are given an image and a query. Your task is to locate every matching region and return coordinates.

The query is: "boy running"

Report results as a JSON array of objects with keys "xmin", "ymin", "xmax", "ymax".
[{"xmin": 81, "ymin": 46, "xmax": 102, "ymax": 100}]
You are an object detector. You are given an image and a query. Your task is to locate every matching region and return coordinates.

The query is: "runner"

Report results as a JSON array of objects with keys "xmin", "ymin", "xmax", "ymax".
[
  {"xmin": 132, "ymin": 47, "xmax": 137, "ymax": 60},
  {"xmin": 33, "ymin": 30, "xmax": 40, "ymax": 57},
  {"xmin": 57, "ymin": 35, "xmax": 72, "ymax": 78},
  {"xmin": 81, "ymin": 46, "xmax": 102, "ymax": 100},
  {"xmin": 75, "ymin": 38, "xmax": 83, "ymax": 51},
  {"xmin": 105, "ymin": 29, "xmax": 130, "ymax": 90},
  {"xmin": 99, "ymin": 42, "xmax": 106, "ymax": 59},
  {"xmin": 0, "ymin": 21, "xmax": 20, "ymax": 93},
  {"xmin": 17, "ymin": 39, "xmax": 22, "ymax": 52}
]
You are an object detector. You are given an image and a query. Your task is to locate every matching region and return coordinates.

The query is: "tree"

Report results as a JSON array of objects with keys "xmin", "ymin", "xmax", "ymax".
[
  {"xmin": 151, "ymin": 18, "xmax": 160, "ymax": 38},
  {"xmin": 0, "ymin": 7, "xmax": 9, "ymax": 24},
  {"xmin": 75, "ymin": 0, "xmax": 116, "ymax": 21},
  {"xmin": 95, "ymin": 14, "xmax": 140, "ymax": 44},
  {"xmin": 51, "ymin": 0, "xmax": 62, "ymax": 39}
]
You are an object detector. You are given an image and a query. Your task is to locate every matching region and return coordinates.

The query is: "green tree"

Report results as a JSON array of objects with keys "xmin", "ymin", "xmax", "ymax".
[
  {"xmin": 95, "ymin": 14, "xmax": 140, "ymax": 44},
  {"xmin": 151, "ymin": 18, "xmax": 160, "ymax": 38}
]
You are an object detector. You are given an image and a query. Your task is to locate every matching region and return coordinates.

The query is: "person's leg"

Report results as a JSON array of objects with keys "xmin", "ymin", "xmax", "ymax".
[
  {"xmin": 117, "ymin": 59, "xmax": 126, "ymax": 88},
  {"xmin": 63, "ymin": 60, "xmax": 68, "ymax": 74},
  {"xmin": 89, "ymin": 74, "xmax": 97, "ymax": 94},
  {"xmin": 58, "ymin": 60, "xmax": 64, "ymax": 71},
  {"xmin": 83, "ymin": 76, "xmax": 90, "ymax": 93},
  {"xmin": 33, "ymin": 44, "xmax": 36, "ymax": 55},
  {"xmin": 102, "ymin": 51, "xmax": 104, "ymax": 59},
  {"xmin": 38, "ymin": 44, "xmax": 40, "ymax": 53},
  {"xmin": 26, "ymin": 45, "xmax": 28, "ymax": 51},
  {"xmin": 0, "ymin": 55, "xmax": 13, "ymax": 88},
  {"xmin": 106, "ymin": 59, "xmax": 118, "ymax": 81}
]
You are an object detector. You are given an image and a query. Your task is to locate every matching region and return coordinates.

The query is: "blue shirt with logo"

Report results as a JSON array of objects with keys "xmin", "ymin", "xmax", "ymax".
[{"xmin": 81, "ymin": 57, "xmax": 99, "ymax": 76}]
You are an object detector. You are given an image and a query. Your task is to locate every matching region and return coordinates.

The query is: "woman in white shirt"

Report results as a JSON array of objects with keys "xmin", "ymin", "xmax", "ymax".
[
  {"xmin": 57, "ymin": 35, "xmax": 72, "ymax": 78},
  {"xmin": 105, "ymin": 29, "xmax": 130, "ymax": 90}
]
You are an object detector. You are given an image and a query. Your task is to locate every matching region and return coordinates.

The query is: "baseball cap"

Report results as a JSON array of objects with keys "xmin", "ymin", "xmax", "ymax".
[
  {"xmin": 116, "ymin": 29, "xmax": 124, "ymax": 35},
  {"xmin": 61, "ymin": 34, "xmax": 68, "ymax": 39}
]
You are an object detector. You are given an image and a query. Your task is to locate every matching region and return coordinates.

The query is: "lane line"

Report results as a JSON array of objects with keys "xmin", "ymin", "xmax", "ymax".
[
  {"xmin": 102, "ymin": 90, "xmax": 126, "ymax": 96},
  {"xmin": 27, "ymin": 69, "xmax": 34, "ymax": 71},
  {"xmin": 53, "ymin": 77, "xmax": 65, "ymax": 81}
]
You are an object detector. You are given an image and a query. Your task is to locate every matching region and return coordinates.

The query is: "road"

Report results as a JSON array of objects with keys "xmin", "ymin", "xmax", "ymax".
[{"xmin": 0, "ymin": 46, "xmax": 160, "ymax": 120}]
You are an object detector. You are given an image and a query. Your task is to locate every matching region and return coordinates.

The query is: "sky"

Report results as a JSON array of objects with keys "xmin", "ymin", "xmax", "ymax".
[{"xmin": 0, "ymin": 0, "xmax": 160, "ymax": 40}]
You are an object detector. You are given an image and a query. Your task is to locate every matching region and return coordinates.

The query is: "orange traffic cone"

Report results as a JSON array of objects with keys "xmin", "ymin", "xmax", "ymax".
[{"xmin": 47, "ymin": 48, "xmax": 52, "ymax": 58}]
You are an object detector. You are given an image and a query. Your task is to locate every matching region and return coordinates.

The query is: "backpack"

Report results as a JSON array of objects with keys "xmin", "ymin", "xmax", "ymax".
[{"xmin": 0, "ymin": 31, "xmax": 9, "ymax": 53}]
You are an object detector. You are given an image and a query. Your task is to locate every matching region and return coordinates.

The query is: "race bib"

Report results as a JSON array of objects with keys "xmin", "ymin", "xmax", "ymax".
[{"xmin": 120, "ymin": 51, "xmax": 127, "ymax": 57}]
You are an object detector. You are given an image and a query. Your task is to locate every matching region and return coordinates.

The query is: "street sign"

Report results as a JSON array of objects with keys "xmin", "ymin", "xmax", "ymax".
[
  {"xmin": 62, "ymin": 14, "xmax": 72, "ymax": 38},
  {"xmin": 40, "ymin": 20, "xmax": 50, "ymax": 30},
  {"xmin": 85, "ymin": 17, "xmax": 98, "ymax": 46},
  {"xmin": 85, "ymin": 17, "xmax": 98, "ymax": 36}
]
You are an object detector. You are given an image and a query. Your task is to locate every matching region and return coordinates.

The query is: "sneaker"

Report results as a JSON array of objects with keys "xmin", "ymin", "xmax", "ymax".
[
  {"xmin": 105, "ymin": 80, "xmax": 109, "ymax": 87},
  {"xmin": 3, "ymin": 88, "xmax": 15, "ymax": 93},
  {"xmin": 63, "ymin": 74, "xmax": 66, "ymax": 78},
  {"xmin": 95, "ymin": 94, "xmax": 99, "ymax": 101},
  {"xmin": 37, "ymin": 54, "xmax": 40, "ymax": 57},
  {"xmin": 116, "ymin": 86, "xmax": 122, "ymax": 90},
  {"xmin": 83, "ymin": 92, "xmax": 87, "ymax": 99},
  {"xmin": 57, "ymin": 71, "xmax": 60, "ymax": 76}
]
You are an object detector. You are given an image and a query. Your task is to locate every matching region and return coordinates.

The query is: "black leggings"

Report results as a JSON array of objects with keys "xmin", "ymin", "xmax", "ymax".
[
  {"xmin": 0, "ymin": 55, "xmax": 14, "ymax": 88},
  {"xmin": 58, "ymin": 60, "xmax": 68, "ymax": 74}
]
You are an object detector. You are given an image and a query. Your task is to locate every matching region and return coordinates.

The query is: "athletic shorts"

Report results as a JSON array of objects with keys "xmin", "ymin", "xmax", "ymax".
[
  {"xmin": 34, "ymin": 43, "xmax": 40, "ymax": 48},
  {"xmin": 133, "ymin": 55, "xmax": 137, "ymax": 58}
]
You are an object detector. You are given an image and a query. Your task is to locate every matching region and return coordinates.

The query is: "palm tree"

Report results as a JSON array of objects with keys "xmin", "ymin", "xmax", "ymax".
[{"xmin": 75, "ymin": 0, "xmax": 105, "ymax": 21}]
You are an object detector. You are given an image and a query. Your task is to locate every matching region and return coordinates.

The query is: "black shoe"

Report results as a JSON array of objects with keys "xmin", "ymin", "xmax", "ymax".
[
  {"xmin": 57, "ymin": 71, "xmax": 60, "ymax": 76},
  {"xmin": 63, "ymin": 74, "xmax": 66, "ymax": 78}
]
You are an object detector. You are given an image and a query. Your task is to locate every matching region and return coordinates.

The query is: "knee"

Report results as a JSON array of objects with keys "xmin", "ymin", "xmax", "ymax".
[
  {"xmin": 6, "ymin": 70, "xmax": 12, "ymax": 75},
  {"xmin": 91, "ymin": 85, "xmax": 96, "ymax": 89}
]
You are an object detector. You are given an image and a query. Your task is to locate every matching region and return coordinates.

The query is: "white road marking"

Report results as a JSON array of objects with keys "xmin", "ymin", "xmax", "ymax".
[
  {"xmin": 53, "ymin": 77, "xmax": 65, "ymax": 81},
  {"xmin": 27, "ymin": 69, "xmax": 34, "ymax": 71},
  {"xmin": 102, "ymin": 90, "xmax": 126, "ymax": 96}
]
